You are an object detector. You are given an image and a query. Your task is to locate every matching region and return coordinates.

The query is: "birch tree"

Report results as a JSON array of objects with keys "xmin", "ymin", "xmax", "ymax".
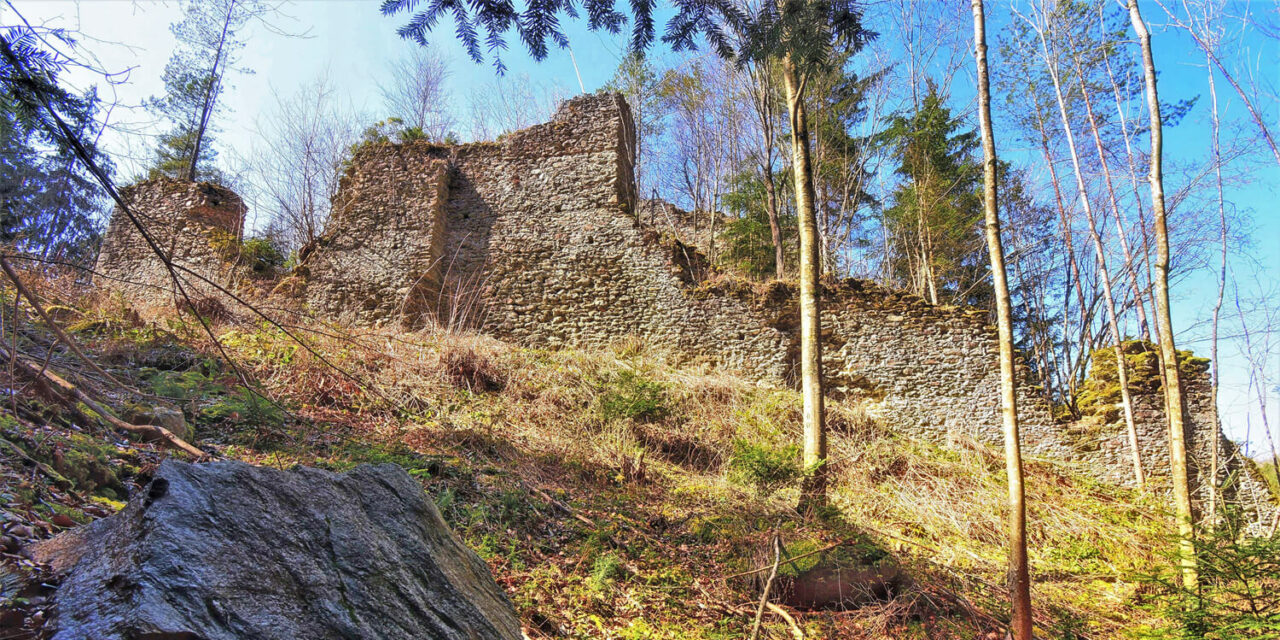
[
  {"xmin": 1028, "ymin": 2, "xmax": 1145, "ymax": 487},
  {"xmin": 1128, "ymin": 0, "xmax": 1197, "ymax": 591},
  {"xmin": 972, "ymin": 1, "xmax": 1033, "ymax": 636}
]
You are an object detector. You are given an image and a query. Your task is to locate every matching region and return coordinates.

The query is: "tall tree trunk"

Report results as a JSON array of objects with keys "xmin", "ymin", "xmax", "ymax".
[
  {"xmin": 1031, "ymin": 109, "xmax": 1089, "ymax": 404},
  {"xmin": 752, "ymin": 70, "xmax": 785, "ymax": 280},
  {"xmin": 187, "ymin": 0, "xmax": 237, "ymax": 182},
  {"xmin": 1098, "ymin": 14, "xmax": 1159, "ymax": 347},
  {"xmin": 764, "ymin": 164, "xmax": 784, "ymax": 278},
  {"xmin": 1068, "ymin": 38, "xmax": 1150, "ymax": 342},
  {"xmin": 1045, "ymin": 35, "xmax": 1145, "ymax": 487},
  {"xmin": 1129, "ymin": 0, "xmax": 1197, "ymax": 591},
  {"xmin": 972, "ymin": 3, "xmax": 1033, "ymax": 637},
  {"xmin": 1207, "ymin": 50, "xmax": 1226, "ymax": 525},
  {"xmin": 781, "ymin": 55, "xmax": 826, "ymax": 512}
]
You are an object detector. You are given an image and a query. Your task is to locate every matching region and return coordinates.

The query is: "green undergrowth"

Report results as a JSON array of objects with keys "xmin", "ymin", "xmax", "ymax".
[{"xmin": 0, "ymin": 291, "xmax": 1202, "ymax": 639}]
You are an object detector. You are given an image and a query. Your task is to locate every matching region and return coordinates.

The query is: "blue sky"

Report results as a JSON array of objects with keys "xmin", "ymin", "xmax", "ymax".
[{"xmin": 9, "ymin": 0, "xmax": 1279, "ymax": 455}]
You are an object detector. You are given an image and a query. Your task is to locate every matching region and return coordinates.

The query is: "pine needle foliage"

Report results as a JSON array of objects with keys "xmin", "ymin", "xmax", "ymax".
[{"xmin": 382, "ymin": 0, "xmax": 869, "ymax": 73}]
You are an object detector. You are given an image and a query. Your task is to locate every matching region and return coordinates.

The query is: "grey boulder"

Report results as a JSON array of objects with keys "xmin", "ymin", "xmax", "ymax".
[{"xmin": 34, "ymin": 459, "xmax": 523, "ymax": 640}]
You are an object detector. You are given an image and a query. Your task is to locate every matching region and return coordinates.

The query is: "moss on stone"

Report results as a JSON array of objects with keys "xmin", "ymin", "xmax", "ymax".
[{"xmin": 1076, "ymin": 340, "xmax": 1209, "ymax": 424}]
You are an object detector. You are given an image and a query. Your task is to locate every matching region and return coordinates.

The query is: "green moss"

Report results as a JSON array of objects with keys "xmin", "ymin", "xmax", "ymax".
[
  {"xmin": 776, "ymin": 535, "xmax": 889, "ymax": 579},
  {"xmin": 1077, "ymin": 340, "xmax": 1211, "ymax": 424},
  {"xmin": 1, "ymin": 426, "xmax": 129, "ymax": 496}
]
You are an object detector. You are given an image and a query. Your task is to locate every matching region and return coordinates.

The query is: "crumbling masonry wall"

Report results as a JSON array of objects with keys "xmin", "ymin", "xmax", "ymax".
[
  {"xmin": 302, "ymin": 155, "xmax": 451, "ymax": 326},
  {"xmin": 95, "ymin": 178, "xmax": 245, "ymax": 307},
  {"xmin": 298, "ymin": 92, "xmax": 1272, "ymax": 523}
]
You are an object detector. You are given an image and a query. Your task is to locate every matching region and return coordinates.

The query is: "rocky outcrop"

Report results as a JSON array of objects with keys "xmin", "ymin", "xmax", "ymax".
[{"xmin": 33, "ymin": 460, "xmax": 522, "ymax": 640}]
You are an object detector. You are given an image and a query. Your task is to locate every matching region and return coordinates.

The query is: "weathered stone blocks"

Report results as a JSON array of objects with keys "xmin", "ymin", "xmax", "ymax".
[{"xmin": 94, "ymin": 178, "xmax": 245, "ymax": 307}]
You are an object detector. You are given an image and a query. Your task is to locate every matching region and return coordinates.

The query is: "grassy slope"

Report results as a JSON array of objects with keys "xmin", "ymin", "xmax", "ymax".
[{"xmin": 0, "ymin": 279, "xmax": 1178, "ymax": 639}]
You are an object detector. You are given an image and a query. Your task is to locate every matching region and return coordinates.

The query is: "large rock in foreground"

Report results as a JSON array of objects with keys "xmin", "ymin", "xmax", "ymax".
[{"xmin": 34, "ymin": 460, "xmax": 522, "ymax": 640}]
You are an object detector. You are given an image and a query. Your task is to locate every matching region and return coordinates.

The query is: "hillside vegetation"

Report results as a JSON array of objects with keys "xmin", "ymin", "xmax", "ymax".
[{"xmin": 0, "ymin": 269, "xmax": 1189, "ymax": 639}]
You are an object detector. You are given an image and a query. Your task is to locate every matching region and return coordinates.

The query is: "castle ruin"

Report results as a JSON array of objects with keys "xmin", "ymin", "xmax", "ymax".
[
  {"xmin": 95, "ymin": 178, "xmax": 246, "ymax": 306},
  {"xmin": 95, "ymin": 94, "xmax": 1276, "ymax": 527}
]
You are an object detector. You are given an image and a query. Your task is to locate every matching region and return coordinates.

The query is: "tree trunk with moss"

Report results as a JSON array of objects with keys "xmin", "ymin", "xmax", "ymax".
[
  {"xmin": 781, "ymin": 55, "xmax": 826, "ymax": 512},
  {"xmin": 1128, "ymin": 0, "xmax": 1197, "ymax": 592},
  {"xmin": 972, "ymin": 2, "xmax": 1032, "ymax": 637}
]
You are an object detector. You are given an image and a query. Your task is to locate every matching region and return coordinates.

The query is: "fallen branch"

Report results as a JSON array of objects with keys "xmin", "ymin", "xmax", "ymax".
[
  {"xmin": 749, "ymin": 532, "xmax": 782, "ymax": 640},
  {"xmin": 0, "ymin": 346, "xmax": 207, "ymax": 458},
  {"xmin": 0, "ymin": 256, "xmax": 131, "ymax": 392},
  {"xmin": 765, "ymin": 603, "xmax": 804, "ymax": 640}
]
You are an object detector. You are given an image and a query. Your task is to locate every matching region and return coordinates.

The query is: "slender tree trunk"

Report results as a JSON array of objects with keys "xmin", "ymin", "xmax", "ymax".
[
  {"xmin": 1098, "ymin": 17, "xmax": 1159, "ymax": 347},
  {"xmin": 753, "ymin": 71, "xmax": 785, "ymax": 279},
  {"xmin": 972, "ymin": 3, "xmax": 1032, "ymax": 637},
  {"xmin": 764, "ymin": 164, "xmax": 784, "ymax": 278},
  {"xmin": 1129, "ymin": 0, "xmax": 1197, "ymax": 591},
  {"xmin": 1032, "ymin": 113, "xmax": 1090, "ymax": 402},
  {"xmin": 1207, "ymin": 51, "xmax": 1226, "ymax": 525},
  {"xmin": 1047, "ymin": 39, "xmax": 1145, "ymax": 487},
  {"xmin": 1068, "ymin": 40, "xmax": 1149, "ymax": 341},
  {"xmin": 1232, "ymin": 282, "xmax": 1280, "ymax": 532},
  {"xmin": 187, "ymin": 0, "xmax": 237, "ymax": 182},
  {"xmin": 782, "ymin": 55, "xmax": 826, "ymax": 512}
]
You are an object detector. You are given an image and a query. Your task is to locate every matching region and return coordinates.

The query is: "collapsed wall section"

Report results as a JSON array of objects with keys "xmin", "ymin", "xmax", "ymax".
[
  {"xmin": 94, "ymin": 178, "xmax": 245, "ymax": 307},
  {"xmin": 302, "ymin": 152, "xmax": 450, "ymax": 327},
  {"xmin": 425, "ymin": 95, "xmax": 792, "ymax": 380}
]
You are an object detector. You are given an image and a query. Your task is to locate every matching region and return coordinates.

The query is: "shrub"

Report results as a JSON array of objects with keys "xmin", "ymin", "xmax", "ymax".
[
  {"xmin": 588, "ymin": 552, "xmax": 625, "ymax": 591},
  {"xmin": 727, "ymin": 439, "xmax": 802, "ymax": 497},
  {"xmin": 440, "ymin": 344, "xmax": 506, "ymax": 392},
  {"xmin": 1134, "ymin": 522, "xmax": 1280, "ymax": 639},
  {"xmin": 598, "ymin": 370, "xmax": 667, "ymax": 422},
  {"xmin": 239, "ymin": 236, "xmax": 286, "ymax": 274}
]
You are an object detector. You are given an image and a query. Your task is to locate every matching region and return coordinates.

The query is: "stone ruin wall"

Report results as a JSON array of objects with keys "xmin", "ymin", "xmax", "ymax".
[
  {"xmin": 95, "ymin": 94, "xmax": 1275, "ymax": 526},
  {"xmin": 94, "ymin": 178, "xmax": 245, "ymax": 307},
  {"xmin": 301, "ymin": 153, "xmax": 451, "ymax": 326}
]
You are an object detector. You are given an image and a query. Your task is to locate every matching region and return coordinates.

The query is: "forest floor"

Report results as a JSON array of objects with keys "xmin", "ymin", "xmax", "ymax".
[{"xmin": 0, "ymin": 269, "xmax": 1183, "ymax": 639}]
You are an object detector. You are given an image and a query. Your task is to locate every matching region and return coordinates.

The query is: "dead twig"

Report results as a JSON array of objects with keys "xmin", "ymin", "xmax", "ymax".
[
  {"xmin": 0, "ymin": 345, "xmax": 207, "ymax": 458},
  {"xmin": 764, "ymin": 603, "xmax": 804, "ymax": 640},
  {"xmin": 749, "ymin": 532, "xmax": 782, "ymax": 640}
]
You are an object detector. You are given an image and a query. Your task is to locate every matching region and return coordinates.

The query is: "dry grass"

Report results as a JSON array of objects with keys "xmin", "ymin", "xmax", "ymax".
[{"xmin": 0, "ymin": 268, "xmax": 1181, "ymax": 639}]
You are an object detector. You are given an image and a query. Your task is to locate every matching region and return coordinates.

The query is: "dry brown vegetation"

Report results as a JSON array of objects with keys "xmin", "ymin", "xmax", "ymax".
[{"xmin": 0, "ymin": 266, "xmax": 1181, "ymax": 639}]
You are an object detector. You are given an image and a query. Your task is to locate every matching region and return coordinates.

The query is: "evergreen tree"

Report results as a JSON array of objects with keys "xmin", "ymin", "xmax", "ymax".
[
  {"xmin": 807, "ymin": 52, "xmax": 882, "ymax": 275},
  {"xmin": 720, "ymin": 170, "xmax": 796, "ymax": 278},
  {"xmin": 0, "ymin": 26, "xmax": 112, "ymax": 266},
  {"xmin": 880, "ymin": 83, "xmax": 984, "ymax": 306},
  {"xmin": 146, "ymin": 0, "xmax": 271, "ymax": 183}
]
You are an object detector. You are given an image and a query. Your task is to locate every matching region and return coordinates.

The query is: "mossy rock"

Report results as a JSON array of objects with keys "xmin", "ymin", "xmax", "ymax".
[
  {"xmin": 1077, "ymin": 340, "xmax": 1212, "ymax": 421},
  {"xmin": 768, "ymin": 537, "xmax": 908, "ymax": 610}
]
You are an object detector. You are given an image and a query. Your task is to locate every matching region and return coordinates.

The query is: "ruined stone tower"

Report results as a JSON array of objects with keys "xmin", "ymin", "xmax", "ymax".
[{"xmin": 95, "ymin": 178, "xmax": 245, "ymax": 306}]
